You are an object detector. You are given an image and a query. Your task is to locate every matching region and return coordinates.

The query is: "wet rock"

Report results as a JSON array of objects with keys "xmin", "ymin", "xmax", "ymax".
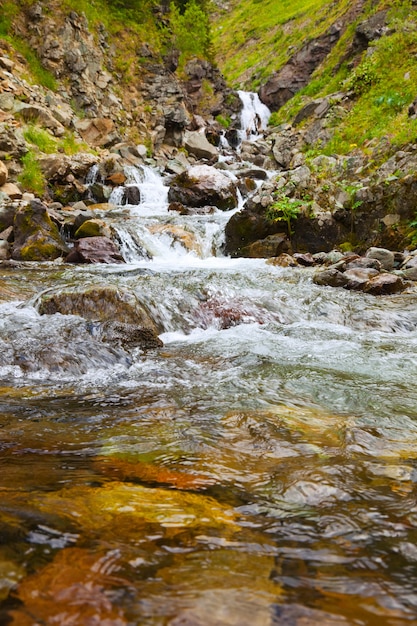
[
  {"xmin": 183, "ymin": 130, "xmax": 219, "ymax": 161},
  {"xmin": 0, "ymin": 161, "xmax": 8, "ymax": 186},
  {"xmin": 365, "ymin": 246, "xmax": 395, "ymax": 270},
  {"xmin": 293, "ymin": 252, "xmax": 315, "ymax": 266},
  {"xmin": 266, "ymin": 253, "xmax": 299, "ymax": 267},
  {"xmin": 65, "ymin": 236, "xmax": 124, "ymax": 264},
  {"xmin": 98, "ymin": 321, "xmax": 163, "ymax": 349},
  {"xmin": 168, "ymin": 202, "xmax": 216, "ymax": 216},
  {"xmin": 39, "ymin": 286, "xmax": 160, "ymax": 349},
  {"xmin": 363, "ymin": 273, "xmax": 407, "ymax": 295},
  {"xmin": 0, "ymin": 240, "xmax": 11, "ymax": 260},
  {"xmin": 345, "ymin": 256, "xmax": 381, "ymax": 271},
  {"xmin": 74, "ymin": 218, "xmax": 111, "ymax": 239},
  {"xmin": 148, "ymin": 224, "xmax": 202, "ymax": 255},
  {"xmin": 12, "ymin": 199, "xmax": 68, "ymax": 261},
  {"xmin": 343, "ymin": 267, "xmax": 379, "ymax": 291},
  {"xmin": 313, "ymin": 268, "xmax": 349, "ymax": 288},
  {"xmin": 168, "ymin": 165, "xmax": 238, "ymax": 211},
  {"xmin": 402, "ymin": 266, "xmax": 417, "ymax": 281},
  {"xmin": 240, "ymin": 233, "xmax": 291, "ymax": 258}
]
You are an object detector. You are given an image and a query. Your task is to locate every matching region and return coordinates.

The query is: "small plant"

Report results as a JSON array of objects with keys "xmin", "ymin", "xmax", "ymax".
[
  {"xmin": 18, "ymin": 151, "xmax": 46, "ymax": 196},
  {"xmin": 344, "ymin": 58, "xmax": 379, "ymax": 95},
  {"xmin": 265, "ymin": 195, "xmax": 304, "ymax": 236},
  {"xmin": 215, "ymin": 114, "xmax": 231, "ymax": 128}
]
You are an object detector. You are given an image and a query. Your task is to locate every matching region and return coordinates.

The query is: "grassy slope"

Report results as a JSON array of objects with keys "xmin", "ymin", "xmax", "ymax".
[{"xmin": 212, "ymin": 0, "xmax": 417, "ymax": 156}]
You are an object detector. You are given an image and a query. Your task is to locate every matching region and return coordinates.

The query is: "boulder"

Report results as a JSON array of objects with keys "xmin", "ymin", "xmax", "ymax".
[
  {"xmin": 0, "ymin": 205, "xmax": 16, "ymax": 231},
  {"xmin": 365, "ymin": 247, "xmax": 395, "ymax": 271},
  {"xmin": 65, "ymin": 236, "xmax": 124, "ymax": 264},
  {"xmin": 74, "ymin": 118, "xmax": 118, "ymax": 148},
  {"xmin": 12, "ymin": 199, "xmax": 69, "ymax": 261},
  {"xmin": 183, "ymin": 130, "xmax": 219, "ymax": 161},
  {"xmin": 266, "ymin": 253, "xmax": 299, "ymax": 267},
  {"xmin": 344, "ymin": 267, "xmax": 379, "ymax": 290},
  {"xmin": 0, "ymin": 161, "xmax": 8, "ymax": 186},
  {"xmin": 0, "ymin": 182, "xmax": 22, "ymax": 200},
  {"xmin": 364, "ymin": 274, "xmax": 407, "ymax": 295},
  {"xmin": 74, "ymin": 219, "xmax": 112, "ymax": 239},
  {"xmin": 313, "ymin": 268, "xmax": 349, "ymax": 288},
  {"xmin": 17, "ymin": 104, "xmax": 65, "ymax": 136},
  {"xmin": 168, "ymin": 165, "xmax": 238, "ymax": 211},
  {"xmin": 240, "ymin": 233, "xmax": 291, "ymax": 258},
  {"xmin": 38, "ymin": 286, "xmax": 162, "ymax": 350}
]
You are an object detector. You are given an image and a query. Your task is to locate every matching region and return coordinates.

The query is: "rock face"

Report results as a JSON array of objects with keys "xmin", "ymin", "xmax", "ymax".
[
  {"xmin": 168, "ymin": 165, "xmax": 238, "ymax": 211},
  {"xmin": 65, "ymin": 236, "xmax": 124, "ymax": 264},
  {"xmin": 12, "ymin": 199, "xmax": 68, "ymax": 261},
  {"xmin": 38, "ymin": 286, "xmax": 162, "ymax": 350},
  {"xmin": 259, "ymin": 24, "xmax": 341, "ymax": 111},
  {"xmin": 0, "ymin": 162, "xmax": 8, "ymax": 186},
  {"xmin": 183, "ymin": 131, "xmax": 218, "ymax": 161}
]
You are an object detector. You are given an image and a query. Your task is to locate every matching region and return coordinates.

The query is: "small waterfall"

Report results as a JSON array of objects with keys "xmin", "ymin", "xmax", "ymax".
[
  {"xmin": 85, "ymin": 164, "xmax": 100, "ymax": 185},
  {"xmin": 238, "ymin": 90, "xmax": 271, "ymax": 142}
]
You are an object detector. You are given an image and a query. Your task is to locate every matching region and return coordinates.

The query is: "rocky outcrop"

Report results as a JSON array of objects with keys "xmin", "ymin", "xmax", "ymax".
[
  {"xmin": 168, "ymin": 165, "xmax": 238, "ymax": 211},
  {"xmin": 0, "ymin": 162, "xmax": 8, "ymax": 186},
  {"xmin": 259, "ymin": 24, "xmax": 342, "ymax": 111},
  {"xmin": 12, "ymin": 199, "xmax": 68, "ymax": 261}
]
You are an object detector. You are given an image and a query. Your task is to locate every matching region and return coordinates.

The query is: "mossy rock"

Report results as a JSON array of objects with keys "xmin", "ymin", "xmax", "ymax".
[
  {"xmin": 12, "ymin": 200, "xmax": 68, "ymax": 261},
  {"xmin": 74, "ymin": 218, "xmax": 111, "ymax": 239}
]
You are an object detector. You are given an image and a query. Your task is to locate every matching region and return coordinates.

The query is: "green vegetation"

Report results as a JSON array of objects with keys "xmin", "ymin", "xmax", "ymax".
[
  {"xmin": 266, "ymin": 195, "xmax": 304, "ymax": 236},
  {"xmin": 169, "ymin": 0, "xmax": 212, "ymax": 67},
  {"xmin": 212, "ymin": 0, "xmax": 353, "ymax": 88},
  {"xmin": 23, "ymin": 126, "xmax": 57, "ymax": 154},
  {"xmin": 18, "ymin": 151, "xmax": 46, "ymax": 196}
]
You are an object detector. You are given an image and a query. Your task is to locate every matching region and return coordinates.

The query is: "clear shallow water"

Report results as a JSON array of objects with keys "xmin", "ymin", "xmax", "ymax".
[{"xmin": 2, "ymin": 160, "xmax": 417, "ymax": 624}]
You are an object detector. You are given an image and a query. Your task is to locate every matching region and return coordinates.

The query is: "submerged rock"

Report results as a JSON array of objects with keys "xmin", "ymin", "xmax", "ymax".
[{"xmin": 12, "ymin": 199, "xmax": 68, "ymax": 261}]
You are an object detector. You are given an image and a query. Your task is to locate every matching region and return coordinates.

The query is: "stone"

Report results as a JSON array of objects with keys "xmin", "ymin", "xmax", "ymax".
[
  {"xmin": 0, "ymin": 161, "xmax": 8, "ymax": 186},
  {"xmin": 0, "ymin": 240, "xmax": 10, "ymax": 260},
  {"xmin": 345, "ymin": 256, "xmax": 382, "ymax": 271},
  {"xmin": 343, "ymin": 268, "xmax": 379, "ymax": 291},
  {"xmin": 403, "ymin": 267, "xmax": 417, "ymax": 281},
  {"xmin": 65, "ymin": 236, "xmax": 124, "ymax": 264},
  {"xmin": 313, "ymin": 268, "xmax": 349, "ymax": 288},
  {"xmin": 74, "ymin": 118, "xmax": 116, "ymax": 147},
  {"xmin": 148, "ymin": 224, "xmax": 202, "ymax": 256},
  {"xmin": 240, "ymin": 233, "xmax": 291, "ymax": 258},
  {"xmin": 74, "ymin": 218, "xmax": 111, "ymax": 239},
  {"xmin": 293, "ymin": 252, "xmax": 315, "ymax": 266},
  {"xmin": 183, "ymin": 130, "xmax": 219, "ymax": 161},
  {"xmin": 365, "ymin": 247, "xmax": 395, "ymax": 270},
  {"xmin": 0, "ymin": 206, "xmax": 16, "ymax": 231},
  {"xmin": 168, "ymin": 164, "xmax": 238, "ymax": 211},
  {"xmin": 0, "ymin": 225, "xmax": 13, "ymax": 242},
  {"xmin": 12, "ymin": 199, "xmax": 69, "ymax": 261},
  {"xmin": 266, "ymin": 253, "xmax": 298, "ymax": 267},
  {"xmin": 17, "ymin": 104, "xmax": 65, "ymax": 136},
  {"xmin": 0, "ymin": 182, "xmax": 22, "ymax": 200},
  {"xmin": 364, "ymin": 273, "xmax": 407, "ymax": 295},
  {"xmin": 39, "ymin": 285, "xmax": 159, "ymax": 338}
]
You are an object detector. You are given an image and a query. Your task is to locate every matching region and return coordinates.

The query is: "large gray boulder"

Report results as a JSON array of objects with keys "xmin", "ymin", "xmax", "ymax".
[{"xmin": 168, "ymin": 165, "xmax": 238, "ymax": 211}]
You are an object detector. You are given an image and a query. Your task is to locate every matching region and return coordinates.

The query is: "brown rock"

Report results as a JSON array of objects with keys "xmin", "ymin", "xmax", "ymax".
[
  {"xmin": 75, "ymin": 118, "xmax": 117, "ymax": 147},
  {"xmin": 168, "ymin": 165, "xmax": 238, "ymax": 211},
  {"xmin": 241, "ymin": 234, "xmax": 291, "ymax": 258},
  {"xmin": 0, "ymin": 182, "xmax": 22, "ymax": 200},
  {"xmin": 0, "ymin": 161, "xmax": 8, "ymax": 186},
  {"xmin": 344, "ymin": 267, "xmax": 379, "ymax": 290},
  {"xmin": 65, "ymin": 236, "xmax": 124, "ymax": 264},
  {"xmin": 12, "ymin": 199, "xmax": 68, "ymax": 261},
  {"xmin": 266, "ymin": 253, "xmax": 298, "ymax": 267},
  {"xmin": 364, "ymin": 273, "xmax": 407, "ymax": 295}
]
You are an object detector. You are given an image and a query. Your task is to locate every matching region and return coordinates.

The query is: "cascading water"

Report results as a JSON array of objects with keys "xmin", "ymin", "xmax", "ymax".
[
  {"xmin": 2, "ymin": 94, "xmax": 417, "ymax": 625},
  {"xmin": 238, "ymin": 89, "xmax": 271, "ymax": 142}
]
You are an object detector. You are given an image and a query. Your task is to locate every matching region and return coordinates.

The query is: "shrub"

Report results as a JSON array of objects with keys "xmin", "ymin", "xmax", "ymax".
[
  {"xmin": 265, "ymin": 195, "xmax": 304, "ymax": 235},
  {"xmin": 18, "ymin": 151, "xmax": 46, "ymax": 196}
]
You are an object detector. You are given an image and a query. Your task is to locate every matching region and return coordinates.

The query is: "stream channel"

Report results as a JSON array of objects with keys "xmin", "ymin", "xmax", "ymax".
[{"xmin": 1, "ymin": 94, "xmax": 417, "ymax": 625}]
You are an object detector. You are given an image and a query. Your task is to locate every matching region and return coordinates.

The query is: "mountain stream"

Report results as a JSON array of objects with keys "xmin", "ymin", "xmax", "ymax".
[{"xmin": 1, "ymin": 95, "xmax": 417, "ymax": 625}]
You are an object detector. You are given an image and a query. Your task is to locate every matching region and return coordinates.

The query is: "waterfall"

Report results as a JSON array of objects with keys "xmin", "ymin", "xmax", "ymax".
[{"xmin": 238, "ymin": 90, "xmax": 271, "ymax": 142}]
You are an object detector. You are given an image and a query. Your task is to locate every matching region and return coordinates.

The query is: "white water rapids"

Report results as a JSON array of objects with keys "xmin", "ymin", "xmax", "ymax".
[{"xmin": 2, "ymin": 93, "xmax": 417, "ymax": 624}]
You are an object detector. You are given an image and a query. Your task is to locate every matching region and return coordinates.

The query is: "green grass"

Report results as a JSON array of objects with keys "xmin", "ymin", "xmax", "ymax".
[
  {"xmin": 211, "ymin": 0, "xmax": 353, "ymax": 88},
  {"xmin": 18, "ymin": 151, "xmax": 46, "ymax": 196},
  {"xmin": 23, "ymin": 125, "xmax": 57, "ymax": 154}
]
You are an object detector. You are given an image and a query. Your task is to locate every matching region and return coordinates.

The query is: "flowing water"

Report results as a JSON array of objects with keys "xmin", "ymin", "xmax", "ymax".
[{"xmin": 2, "ymin": 96, "xmax": 417, "ymax": 625}]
